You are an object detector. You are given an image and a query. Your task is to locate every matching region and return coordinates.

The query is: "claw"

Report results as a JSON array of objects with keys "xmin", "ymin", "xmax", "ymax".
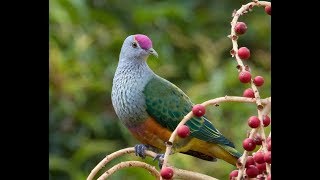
[
  {"xmin": 134, "ymin": 144, "xmax": 148, "ymax": 159},
  {"xmin": 153, "ymin": 153, "xmax": 165, "ymax": 169},
  {"xmin": 153, "ymin": 153, "xmax": 164, "ymax": 161}
]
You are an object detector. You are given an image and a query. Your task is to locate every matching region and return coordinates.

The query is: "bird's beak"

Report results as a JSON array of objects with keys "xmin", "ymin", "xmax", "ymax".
[{"xmin": 148, "ymin": 48, "xmax": 158, "ymax": 58}]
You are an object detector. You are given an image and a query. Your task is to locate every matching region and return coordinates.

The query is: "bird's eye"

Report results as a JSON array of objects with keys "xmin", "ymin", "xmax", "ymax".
[{"xmin": 132, "ymin": 42, "xmax": 138, "ymax": 48}]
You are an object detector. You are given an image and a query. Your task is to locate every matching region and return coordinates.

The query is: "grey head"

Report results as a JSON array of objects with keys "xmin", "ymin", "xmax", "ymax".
[{"xmin": 119, "ymin": 34, "xmax": 158, "ymax": 62}]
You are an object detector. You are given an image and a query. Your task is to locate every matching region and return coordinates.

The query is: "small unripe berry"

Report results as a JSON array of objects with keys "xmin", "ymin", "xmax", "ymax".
[
  {"xmin": 253, "ymin": 151, "xmax": 265, "ymax": 164},
  {"xmin": 177, "ymin": 125, "xmax": 190, "ymax": 138},
  {"xmin": 264, "ymin": 151, "xmax": 271, "ymax": 164},
  {"xmin": 246, "ymin": 165, "xmax": 259, "ymax": 178},
  {"xmin": 229, "ymin": 170, "xmax": 238, "ymax": 179},
  {"xmin": 248, "ymin": 116, "xmax": 260, "ymax": 128},
  {"xmin": 256, "ymin": 162, "xmax": 266, "ymax": 173},
  {"xmin": 265, "ymin": 6, "xmax": 271, "ymax": 15},
  {"xmin": 239, "ymin": 71, "xmax": 251, "ymax": 83},
  {"xmin": 160, "ymin": 167, "xmax": 174, "ymax": 179},
  {"xmin": 243, "ymin": 138, "xmax": 256, "ymax": 151},
  {"xmin": 245, "ymin": 156, "xmax": 255, "ymax": 168},
  {"xmin": 253, "ymin": 76, "xmax": 264, "ymax": 87},
  {"xmin": 235, "ymin": 22, "xmax": 247, "ymax": 35},
  {"xmin": 238, "ymin": 47, "xmax": 250, "ymax": 60},
  {"xmin": 263, "ymin": 115, "xmax": 271, "ymax": 127},
  {"xmin": 253, "ymin": 134, "xmax": 262, "ymax": 145},
  {"xmin": 243, "ymin": 88, "xmax": 255, "ymax": 98},
  {"xmin": 192, "ymin": 104, "xmax": 206, "ymax": 117}
]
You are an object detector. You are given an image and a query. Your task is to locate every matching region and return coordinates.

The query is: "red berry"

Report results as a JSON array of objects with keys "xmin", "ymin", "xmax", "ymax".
[
  {"xmin": 267, "ymin": 174, "xmax": 271, "ymax": 180},
  {"xmin": 235, "ymin": 22, "xmax": 247, "ymax": 35},
  {"xmin": 256, "ymin": 162, "xmax": 266, "ymax": 173},
  {"xmin": 267, "ymin": 140, "xmax": 271, "ymax": 151},
  {"xmin": 177, "ymin": 125, "xmax": 190, "ymax": 138},
  {"xmin": 253, "ymin": 135, "xmax": 262, "ymax": 145},
  {"xmin": 160, "ymin": 167, "xmax": 174, "ymax": 179},
  {"xmin": 246, "ymin": 165, "xmax": 259, "ymax": 178},
  {"xmin": 263, "ymin": 115, "xmax": 271, "ymax": 127},
  {"xmin": 264, "ymin": 151, "xmax": 271, "ymax": 164},
  {"xmin": 243, "ymin": 138, "xmax": 256, "ymax": 151},
  {"xmin": 248, "ymin": 116, "xmax": 260, "ymax": 128},
  {"xmin": 265, "ymin": 6, "xmax": 271, "ymax": 15},
  {"xmin": 229, "ymin": 170, "xmax": 238, "ymax": 179},
  {"xmin": 239, "ymin": 71, "xmax": 251, "ymax": 83},
  {"xmin": 192, "ymin": 104, "xmax": 206, "ymax": 117},
  {"xmin": 243, "ymin": 88, "xmax": 255, "ymax": 98},
  {"xmin": 253, "ymin": 151, "xmax": 265, "ymax": 164},
  {"xmin": 253, "ymin": 76, "xmax": 264, "ymax": 87},
  {"xmin": 245, "ymin": 156, "xmax": 255, "ymax": 168},
  {"xmin": 238, "ymin": 47, "xmax": 250, "ymax": 60}
]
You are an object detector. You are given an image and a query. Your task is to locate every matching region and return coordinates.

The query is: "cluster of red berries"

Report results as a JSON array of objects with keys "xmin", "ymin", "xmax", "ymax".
[
  {"xmin": 230, "ymin": 136, "xmax": 271, "ymax": 179},
  {"xmin": 234, "ymin": 5, "xmax": 271, "ymax": 86},
  {"xmin": 229, "ymin": 5, "xmax": 271, "ymax": 179},
  {"xmin": 243, "ymin": 115, "xmax": 270, "ymax": 150},
  {"xmin": 229, "ymin": 114, "xmax": 271, "ymax": 179}
]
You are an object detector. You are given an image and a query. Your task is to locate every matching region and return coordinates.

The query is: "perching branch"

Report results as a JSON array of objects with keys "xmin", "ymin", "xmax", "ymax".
[
  {"xmin": 87, "ymin": 147, "xmax": 219, "ymax": 180},
  {"xmin": 97, "ymin": 161, "xmax": 160, "ymax": 180},
  {"xmin": 87, "ymin": 147, "xmax": 158, "ymax": 180}
]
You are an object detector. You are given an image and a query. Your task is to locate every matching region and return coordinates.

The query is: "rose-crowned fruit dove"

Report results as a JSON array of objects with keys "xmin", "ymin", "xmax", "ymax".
[{"xmin": 111, "ymin": 34, "xmax": 241, "ymax": 166}]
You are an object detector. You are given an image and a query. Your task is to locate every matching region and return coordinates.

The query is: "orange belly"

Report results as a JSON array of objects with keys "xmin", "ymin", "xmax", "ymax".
[
  {"xmin": 127, "ymin": 118, "xmax": 238, "ymax": 165},
  {"xmin": 128, "ymin": 117, "xmax": 172, "ymax": 150}
]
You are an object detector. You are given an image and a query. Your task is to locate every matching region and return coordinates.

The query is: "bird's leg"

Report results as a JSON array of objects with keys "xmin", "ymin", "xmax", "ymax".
[
  {"xmin": 134, "ymin": 144, "xmax": 164, "ymax": 168},
  {"xmin": 153, "ymin": 153, "xmax": 165, "ymax": 169},
  {"xmin": 134, "ymin": 144, "xmax": 149, "ymax": 159}
]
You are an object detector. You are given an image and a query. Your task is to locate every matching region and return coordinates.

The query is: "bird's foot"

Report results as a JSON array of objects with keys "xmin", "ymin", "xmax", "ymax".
[
  {"xmin": 153, "ymin": 153, "xmax": 165, "ymax": 169},
  {"xmin": 134, "ymin": 144, "xmax": 149, "ymax": 159}
]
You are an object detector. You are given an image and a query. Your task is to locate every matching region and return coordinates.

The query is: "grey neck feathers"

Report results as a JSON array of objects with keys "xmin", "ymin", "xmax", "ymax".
[{"xmin": 111, "ymin": 58, "xmax": 154, "ymax": 127}]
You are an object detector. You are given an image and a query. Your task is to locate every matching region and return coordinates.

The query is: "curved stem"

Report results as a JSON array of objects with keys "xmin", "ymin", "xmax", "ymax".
[
  {"xmin": 228, "ymin": 1, "xmax": 271, "ymax": 179},
  {"xmin": 97, "ymin": 161, "xmax": 160, "ymax": 180},
  {"xmin": 230, "ymin": 0, "xmax": 271, "ymax": 72}
]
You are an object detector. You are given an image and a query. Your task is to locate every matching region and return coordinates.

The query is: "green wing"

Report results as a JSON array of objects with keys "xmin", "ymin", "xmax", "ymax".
[{"xmin": 143, "ymin": 75, "xmax": 235, "ymax": 148}]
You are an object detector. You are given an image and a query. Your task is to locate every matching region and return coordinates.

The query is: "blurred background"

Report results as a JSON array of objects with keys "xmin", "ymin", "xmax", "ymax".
[{"xmin": 49, "ymin": 0, "xmax": 271, "ymax": 179}]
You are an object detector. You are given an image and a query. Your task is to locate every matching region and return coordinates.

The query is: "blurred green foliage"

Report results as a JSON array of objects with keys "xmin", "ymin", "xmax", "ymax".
[{"xmin": 49, "ymin": 0, "xmax": 270, "ymax": 179}]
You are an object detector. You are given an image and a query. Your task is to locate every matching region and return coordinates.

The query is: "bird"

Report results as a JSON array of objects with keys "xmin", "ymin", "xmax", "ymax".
[{"xmin": 111, "ymin": 34, "xmax": 242, "ymax": 166}]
